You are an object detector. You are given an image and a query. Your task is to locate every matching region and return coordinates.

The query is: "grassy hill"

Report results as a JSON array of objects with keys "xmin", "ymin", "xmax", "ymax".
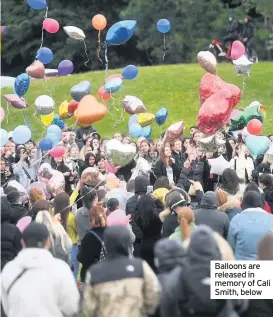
[{"xmin": 2, "ymin": 62, "xmax": 273, "ymax": 140}]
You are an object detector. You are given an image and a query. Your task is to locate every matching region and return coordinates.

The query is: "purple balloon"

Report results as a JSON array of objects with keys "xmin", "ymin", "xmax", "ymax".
[
  {"xmin": 2, "ymin": 26, "xmax": 6, "ymax": 34},
  {"xmin": 58, "ymin": 60, "xmax": 74, "ymax": 76}
]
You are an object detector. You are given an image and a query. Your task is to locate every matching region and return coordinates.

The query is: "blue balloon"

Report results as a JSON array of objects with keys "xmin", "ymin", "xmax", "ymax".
[
  {"xmin": 122, "ymin": 65, "xmax": 138, "ymax": 80},
  {"xmin": 52, "ymin": 114, "xmax": 60, "ymax": 126},
  {"xmin": 47, "ymin": 124, "xmax": 61, "ymax": 139},
  {"xmin": 46, "ymin": 133, "xmax": 59, "ymax": 147},
  {"xmin": 140, "ymin": 126, "xmax": 152, "ymax": 139},
  {"xmin": 36, "ymin": 47, "xmax": 53, "ymax": 64},
  {"xmin": 13, "ymin": 125, "xmax": 31, "ymax": 144},
  {"xmin": 155, "ymin": 107, "xmax": 168, "ymax": 126},
  {"xmin": 157, "ymin": 19, "xmax": 171, "ymax": 34},
  {"xmin": 129, "ymin": 123, "xmax": 142, "ymax": 138},
  {"xmin": 27, "ymin": 0, "xmax": 47, "ymax": 10},
  {"xmin": 106, "ymin": 20, "xmax": 137, "ymax": 46},
  {"xmin": 57, "ymin": 120, "xmax": 65, "ymax": 129},
  {"xmin": 104, "ymin": 77, "xmax": 123, "ymax": 94},
  {"xmin": 14, "ymin": 73, "xmax": 30, "ymax": 97},
  {"xmin": 0, "ymin": 129, "xmax": 9, "ymax": 147},
  {"xmin": 245, "ymin": 135, "xmax": 270, "ymax": 158},
  {"xmin": 128, "ymin": 114, "xmax": 138, "ymax": 128},
  {"xmin": 39, "ymin": 137, "xmax": 53, "ymax": 151}
]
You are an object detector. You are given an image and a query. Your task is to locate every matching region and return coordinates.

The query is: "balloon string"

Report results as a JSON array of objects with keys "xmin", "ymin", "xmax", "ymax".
[
  {"xmin": 5, "ymin": 103, "xmax": 10, "ymax": 124},
  {"xmin": 83, "ymin": 40, "xmax": 90, "ymax": 67},
  {"xmin": 113, "ymin": 91, "xmax": 125, "ymax": 127},
  {"xmin": 97, "ymin": 31, "xmax": 103, "ymax": 64},
  {"xmin": 241, "ymin": 77, "xmax": 246, "ymax": 98},
  {"xmin": 162, "ymin": 34, "xmax": 166, "ymax": 60},
  {"xmin": 23, "ymin": 110, "xmax": 32, "ymax": 131},
  {"xmin": 39, "ymin": 6, "xmax": 48, "ymax": 50},
  {"xmin": 105, "ymin": 46, "xmax": 108, "ymax": 75}
]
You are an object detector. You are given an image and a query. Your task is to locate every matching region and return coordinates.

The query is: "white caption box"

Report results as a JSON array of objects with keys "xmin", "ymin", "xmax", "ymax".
[{"xmin": 210, "ymin": 261, "xmax": 273, "ymax": 299}]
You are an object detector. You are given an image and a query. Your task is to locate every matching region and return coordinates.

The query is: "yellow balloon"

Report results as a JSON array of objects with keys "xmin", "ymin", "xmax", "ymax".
[
  {"xmin": 59, "ymin": 101, "xmax": 69, "ymax": 119},
  {"xmin": 137, "ymin": 113, "xmax": 155, "ymax": 127},
  {"xmin": 153, "ymin": 188, "xmax": 169, "ymax": 204},
  {"xmin": 40, "ymin": 112, "xmax": 54, "ymax": 126}
]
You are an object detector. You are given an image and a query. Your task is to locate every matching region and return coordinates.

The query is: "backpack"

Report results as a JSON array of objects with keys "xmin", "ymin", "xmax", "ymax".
[{"xmin": 88, "ymin": 230, "xmax": 107, "ymax": 262}]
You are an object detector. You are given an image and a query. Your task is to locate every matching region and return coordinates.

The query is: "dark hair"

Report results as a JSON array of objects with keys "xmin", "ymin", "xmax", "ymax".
[
  {"xmin": 85, "ymin": 152, "xmax": 97, "ymax": 167},
  {"xmin": 5, "ymin": 187, "xmax": 20, "ymax": 204},
  {"xmin": 31, "ymin": 200, "xmax": 51, "ymax": 221},
  {"xmin": 182, "ymin": 137, "xmax": 191, "ymax": 151},
  {"xmin": 80, "ymin": 186, "xmax": 97, "ymax": 209},
  {"xmin": 126, "ymin": 179, "xmax": 135, "ymax": 193},
  {"xmin": 136, "ymin": 194, "xmax": 161, "ymax": 227},
  {"xmin": 90, "ymin": 138, "xmax": 100, "ymax": 151},
  {"xmin": 107, "ymin": 198, "xmax": 119, "ymax": 213},
  {"xmin": 53, "ymin": 192, "xmax": 70, "ymax": 231},
  {"xmin": 154, "ymin": 176, "xmax": 171, "ymax": 190},
  {"xmin": 221, "ymin": 168, "xmax": 241, "ymax": 195},
  {"xmin": 97, "ymin": 188, "xmax": 106, "ymax": 202},
  {"xmin": 258, "ymin": 174, "xmax": 273, "ymax": 188},
  {"xmin": 242, "ymin": 191, "xmax": 263, "ymax": 210},
  {"xmin": 190, "ymin": 126, "xmax": 198, "ymax": 130},
  {"xmin": 244, "ymin": 182, "xmax": 259, "ymax": 193}
]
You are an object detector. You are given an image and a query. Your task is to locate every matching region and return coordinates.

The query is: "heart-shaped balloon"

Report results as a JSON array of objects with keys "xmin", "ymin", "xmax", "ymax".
[
  {"xmin": 163, "ymin": 121, "xmax": 185, "ymax": 143},
  {"xmin": 245, "ymin": 135, "xmax": 270, "ymax": 158},
  {"xmin": 137, "ymin": 113, "xmax": 155, "ymax": 127},
  {"xmin": 197, "ymin": 51, "xmax": 217, "ymax": 74},
  {"xmin": 199, "ymin": 73, "xmax": 226, "ymax": 106},
  {"xmin": 70, "ymin": 81, "xmax": 91, "ymax": 102},
  {"xmin": 231, "ymin": 40, "xmax": 245, "ymax": 60},
  {"xmin": 208, "ymin": 155, "xmax": 232, "ymax": 176},
  {"xmin": 155, "ymin": 108, "xmax": 168, "ymax": 126},
  {"xmin": 68, "ymin": 100, "xmax": 79, "ymax": 114},
  {"xmin": 4, "ymin": 94, "xmax": 28, "ymax": 109},
  {"xmin": 122, "ymin": 95, "xmax": 146, "ymax": 115},
  {"xmin": 76, "ymin": 95, "xmax": 107, "ymax": 125},
  {"xmin": 59, "ymin": 101, "xmax": 69, "ymax": 119},
  {"xmin": 105, "ymin": 139, "xmax": 136, "ymax": 167},
  {"xmin": 26, "ymin": 60, "xmax": 45, "ymax": 79}
]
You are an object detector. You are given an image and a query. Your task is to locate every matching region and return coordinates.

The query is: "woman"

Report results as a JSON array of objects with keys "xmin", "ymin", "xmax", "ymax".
[
  {"xmin": 182, "ymin": 137, "xmax": 191, "ymax": 153},
  {"xmin": 77, "ymin": 205, "xmax": 107, "ymax": 282},
  {"xmin": 97, "ymin": 156, "xmax": 106, "ymax": 175},
  {"xmin": 79, "ymin": 136, "xmax": 92, "ymax": 161},
  {"xmin": 51, "ymin": 156, "xmax": 73, "ymax": 195},
  {"xmin": 79, "ymin": 152, "xmax": 97, "ymax": 176},
  {"xmin": 154, "ymin": 144, "xmax": 180, "ymax": 185},
  {"xmin": 29, "ymin": 188, "xmax": 46, "ymax": 206},
  {"xmin": 154, "ymin": 176, "xmax": 171, "ymax": 191},
  {"xmin": 220, "ymin": 168, "xmax": 245, "ymax": 201},
  {"xmin": 155, "ymin": 139, "xmax": 164, "ymax": 154},
  {"xmin": 169, "ymin": 207, "xmax": 196, "ymax": 241},
  {"xmin": 216, "ymin": 190, "xmax": 241, "ymax": 221},
  {"xmin": 1, "ymin": 158, "xmax": 13, "ymax": 186},
  {"xmin": 148, "ymin": 145, "xmax": 159, "ymax": 185},
  {"xmin": 259, "ymin": 174, "xmax": 273, "ymax": 212},
  {"xmin": 30, "ymin": 199, "xmax": 51, "ymax": 221},
  {"xmin": 65, "ymin": 145, "xmax": 79, "ymax": 191},
  {"xmin": 90, "ymin": 137, "xmax": 101, "ymax": 156},
  {"xmin": 135, "ymin": 194, "xmax": 163, "ymax": 271}
]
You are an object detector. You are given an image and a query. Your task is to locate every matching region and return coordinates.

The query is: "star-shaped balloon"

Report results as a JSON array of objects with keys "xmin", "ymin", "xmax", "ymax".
[
  {"xmin": 233, "ymin": 55, "xmax": 253, "ymax": 77},
  {"xmin": 208, "ymin": 155, "xmax": 232, "ymax": 175},
  {"xmin": 198, "ymin": 132, "xmax": 226, "ymax": 154}
]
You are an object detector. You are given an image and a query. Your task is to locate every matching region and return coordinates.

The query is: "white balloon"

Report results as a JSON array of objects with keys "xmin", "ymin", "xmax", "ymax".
[
  {"xmin": 35, "ymin": 95, "xmax": 55, "ymax": 115},
  {"xmin": 208, "ymin": 155, "xmax": 232, "ymax": 176},
  {"xmin": 63, "ymin": 26, "xmax": 85, "ymax": 40}
]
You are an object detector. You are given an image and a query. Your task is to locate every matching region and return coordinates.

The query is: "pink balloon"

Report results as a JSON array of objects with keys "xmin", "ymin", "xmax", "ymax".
[
  {"xmin": 226, "ymin": 109, "xmax": 243, "ymax": 125},
  {"xmin": 16, "ymin": 216, "xmax": 32, "ymax": 233},
  {"xmin": 0, "ymin": 107, "xmax": 4, "ymax": 122},
  {"xmin": 43, "ymin": 18, "xmax": 60, "ymax": 34},
  {"xmin": 104, "ymin": 160, "xmax": 118, "ymax": 174},
  {"xmin": 231, "ymin": 41, "xmax": 245, "ymax": 60},
  {"xmin": 105, "ymin": 74, "xmax": 124, "ymax": 83},
  {"xmin": 98, "ymin": 86, "xmax": 111, "ymax": 100},
  {"xmin": 49, "ymin": 146, "xmax": 65, "ymax": 158},
  {"xmin": 4, "ymin": 94, "xmax": 28, "ymax": 109}
]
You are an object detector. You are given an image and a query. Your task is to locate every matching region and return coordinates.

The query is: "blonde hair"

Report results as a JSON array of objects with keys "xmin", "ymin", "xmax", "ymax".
[
  {"xmin": 177, "ymin": 207, "xmax": 195, "ymax": 241},
  {"xmin": 215, "ymin": 190, "xmax": 228, "ymax": 207}
]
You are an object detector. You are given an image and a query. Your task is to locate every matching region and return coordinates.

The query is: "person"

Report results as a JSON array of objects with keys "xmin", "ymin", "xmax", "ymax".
[
  {"xmin": 83, "ymin": 226, "xmax": 161, "ymax": 317},
  {"xmin": 220, "ymin": 168, "xmax": 245, "ymax": 201},
  {"xmin": 1, "ymin": 222, "xmax": 79, "ymax": 317},
  {"xmin": 1, "ymin": 197, "xmax": 22, "ymax": 270},
  {"xmin": 77, "ymin": 205, "xmax": 107, "ymax": 282},
  {"xmin": 228, "ymin": 190, "xmax": 273, "ymax": 260},
  {"xmin": 171, "ymin": 139, "xmax": 186, "ymax": 173},
  {"xmin": 30, "ymin": 199, "xmax": 51, "ymax": 221},
  {"xmin": 220, "ymin": 14, "xmax": 240, "ymax": 56},
  {"xmin": 216, "ymin": 190, "xmax": 241, "ymax": 221},
  {"xmin": 241, "ymin": 16, "xmax": 254, "ymax": 59},
  {"xmin": 1, "ymin": 157, "xmax": 13, "ymax": 186},
  {"xmin": 106, "ymin": 197, "xmax": 119, "ymax": 215},
  {"xmin": 51, "ymin": 156, "xmax": 73, "ymax": 195},
  {"xmin": 194, "ymin": 191, "xmax": 230, "ymax": 238},
  {"xmin": 258, "ymin": 174, "xmax": 273, "ymax": 211},
  {"xmin": 5, "ymin": 187, "xmax": 28, "ymax": 224},
  {"xmin": 29, "ymin": 188, "xmax": 46, "ymax": 206}
]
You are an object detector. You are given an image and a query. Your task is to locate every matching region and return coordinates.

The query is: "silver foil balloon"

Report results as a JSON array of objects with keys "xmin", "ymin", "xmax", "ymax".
[
  {"xmin": 35, "ymin": 95, "xmax": 55, "ymax": 115},
  {"xmin": 233, "ymin": 55, "xmax": 253, "ymax": 77},
  {"xmin": 198, "ymin": 132, "xmax": 226, "ymax": 154},
  {"xmin": 70, "ymin": 81, "xmax": 91, "ymax": 102},
  {"xmin": 197, "ymin": 51, "xmax": 217, "ymax": 75},
  {"xmin": 122, "ymin": 95, "xmax": 146, "ymax": 115},
  {"xmin": 105, "ymin": 139, "xmax": 136, "ymax": 167}
]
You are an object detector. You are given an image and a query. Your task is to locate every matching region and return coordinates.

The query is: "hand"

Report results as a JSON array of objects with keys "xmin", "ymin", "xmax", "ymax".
[
  {"xmin": 83, "ymin": 134, "xmax": 87, "ymax": 140},
  {"xmin": 170, "ymin": 158, "xmax": 175, "ymax": 164},
  {"xmin": 54, "ymin": 213, "xmax": 61, "ymax": 222},
  {"xmin": 76, "ymin": 179, "xmax": 83, "ymax": 190},
  {"xmin": 63, "ymin": 172, "xmax": 70, "ymax": 177},
  {"xmin": 184, "ymin": 160, "xmax": 190, "ymax": 169},
  {"xmin": 191, "ymin": 181, "xmax": 203, "ymax": 192},
  {"xmin": 243, "ymin": 38, "xmax": 248, "ymax": 42}
]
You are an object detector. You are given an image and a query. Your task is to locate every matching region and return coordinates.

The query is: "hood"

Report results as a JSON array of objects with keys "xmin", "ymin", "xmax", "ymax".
[
  {"xmin": 134, "ymin": 175, "xmax": 149, "ymax": 195},
  {"xmin": 1, "ymin": 196, "xmax": 11, "ymax": 222},
  {"xmin": 200, "ymin": 191, "xmax": 217, "ymax": 209},
  {"xmin": 218, "ymin": 200, "xmax": 240, "ymax": 212},
  {"xmin": 104, "ymin": 226, "xmax": 131, "ymax": 258},
  {"xmin": 187, "ymin": 225, "xmax": 221, "ymax": 265},
  {"xmin": 11, "ymin": 204, "xmax": 27, "ymax": 213},
  {"xmin": 154, "ymin": 238, "xmax": 186, "ymax": 273},
  {"xmin": 13, "ymin": 248, "xmax": 54, "ymax": 270},
  {"xmin": 79, "ymin": 206, "xmax": 89, "ymax": 216}
]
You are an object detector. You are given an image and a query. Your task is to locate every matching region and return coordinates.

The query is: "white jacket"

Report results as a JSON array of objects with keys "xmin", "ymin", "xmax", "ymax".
[
  {"xmin": 1, "ymin": 248, "xmax": 79, "ymax": 317},
  {"xmin": 230, "ymin": 156, "xmax": 254, "ymax": 182}
]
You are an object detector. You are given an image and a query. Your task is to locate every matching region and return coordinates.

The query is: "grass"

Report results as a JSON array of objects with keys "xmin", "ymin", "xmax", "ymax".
[{"xmin": 1, "ymin": 62, "xmax": 273, "ymax": 140}]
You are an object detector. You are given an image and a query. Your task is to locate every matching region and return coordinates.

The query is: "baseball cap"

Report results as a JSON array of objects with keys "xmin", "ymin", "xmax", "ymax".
[
  {"xmin": 166, "ymin": 191, "xmax": 188, "ymax": 210},
  {"xmin": 22, "ymin": 223, "xmax": 49, "ymax": 248}
]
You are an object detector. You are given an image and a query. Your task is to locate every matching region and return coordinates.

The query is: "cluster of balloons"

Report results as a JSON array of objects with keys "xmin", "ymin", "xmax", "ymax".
[{"xmin": 231, "ymin": 40, "xmax": 253, "ymax": 77}]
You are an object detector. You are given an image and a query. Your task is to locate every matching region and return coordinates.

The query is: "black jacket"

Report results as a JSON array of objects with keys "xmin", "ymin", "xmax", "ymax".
[
  {"xmin": 242, "ymin": 21, "xmax": 254, "ymax": 40},
  {"xmin": 116, "ymin": 159, "xmax": 136, "ymax": 182},
  {"xmin": 177, "ymin": 160, "xmax": 204, "ymax": 191},
  {"xmin": 154, "ymin": 160, "xmax": 181, "ymax": 184},
  {"xmin": 227, "ymin": 19, "xmax": 239, "ymax": 37},
  {"xmin": 51, "ymin": 161, "xmax": 73, "ymax": 194},
  {"xmin": 172, "ymin": 151, "xmax": 186, "ymax": 173},
  {"xmin": 9, "ymin": 204, "xmax": 28, "ymax": 225}
]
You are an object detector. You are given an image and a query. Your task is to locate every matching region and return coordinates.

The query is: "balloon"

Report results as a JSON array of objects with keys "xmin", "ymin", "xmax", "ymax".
[
  {"xmin": 39, "ymin": 137, "xmax": 53, "ymax": 151},
  {"xmin": 47, "ymin": 124, "xmax": 61, "ymax": 139},
  {"xmin": 104, "ymin": 77, "xmax": 123, "ymax": 94},
  {"xmin": 26, "ymin": 60, "xmax": 45, "ymax": 79},
  {"xmin": 105, "ymin": 74, "xmax": 124, "ymax": 83},
  {"xmin": 40, "ymin": 112, "xmax": 54, "ymax": 126},
  {"xmin": 137, "ymin": 113, "xmax": 155, "ymax": 127},
  {"xmin": 36, "ymin": 47, "xmax": 53, "ymax": 64},
  {"xmin": 98, "ymin": 86, "xmax": 111, "ymax": 100},
  {"xmin": 199, "ymin": 73, "xmax": 226, "ymax": 106},
  {"xmin": 140, "ymin": 125, "xmax": 152, "ymax": 139},
  {"xmin": 163, "ymin": 121, "xmax": 185, "ymax": 143},
  {"xmin": 1, "ymin": 25, "xmax": 6, "ymax": 34},
  {"xmin": 247, "ymin": 119, "xmax": 263, "ymax": 135},
  {"xmin": 131, "ymin": 157, "xmax": 151, "ymax": 180},
  {"xmin": 129, "ymin": 123, "xmax": 142, "ymax": 138},
  {"xmin": 49, "ymin": 146, "xmax": 65, "ymax": 158},
  {"xmin": 63, "ymin": 26, "xmax": 85, "ymax": 40},
  {"xmin": 226, "ymin": 109, "xmax": 243, "ymax": 125},
  {"xmin": 16, "ymin": 216, "xmax": 32, "ymax": 233},
  {"xmin": 231, "ymin": 40, "xmax": 245, "ymax": 60},
  {"xmin": 35, "ymin": 95, "xmax": 55, "ymax": 115},
  {"xmin": 76, "ymin": 95, "xmax": 107, "ymax": 125},
  {"xmin": 122, "ymin": 96, "xmax": 146, "ymax": 115},
  {"xmin": 92, "ymin": 14, "xmax": 107, "ymax": 31},
  {"xmin": 157, "ymin": 19, "xmax": 171, "ymax": 33},
  {"xmin": 58, "ymin": 60, "xmax": 74, "ymax": 76},
  {"xmin": 52, "ymin": 114, "xmax": 60, "ymax": 125},
  {"xmin": 27, "ymin": 0, "xmax": 47, "ymax": 10},
  {"xmin": 43, "ymin": 18, "xmax": 59, "ymax": 33},
  {"xmin": 155, "ymin": 108, "xmax": 168, "ymax": 126},
  {"xmin": 233, "ymin": 55, "xmax": 253, "ymax": 77},
  {"xmin": 128, "ymin": 114, "xmax": 138, "ymax": 128},
  {"xmin": 106, "ymin": 20, "xmax": 137, "ymax": 46},
  {"xmin": 104, "ymin": 160, "xmax": 119, "ymax": 174},
  {"xmin": 13, "ymin": 125, "xmax": 31, "ymax": 144},
  {"xmin": 4, "ymin": 94, "xmax": 28, "ymax": 109},
  {"xmin": 81, "ymin": 167, "xmax": 106, "ymax": 188},
  {"xmin": 105, "ymin": 139, "xmax": 136, "ymax": 167},
  {"xmin": 56, "ymin": 119, "xmax": 64, "ymax": 129},
  {"xmin": 71, "ymin": 81, "xmax": 91, "ymax": 102},
  {"xmin": 47, "ymin": 170, "xmax": 65, "ymax": 195},
  {"xmin": 208, "ymin": 155, "xmax": 232, "ymax": 176},
  {"xmin": 0, "ymin": 107, "xmax": 5, "ymax": 122},
  {"xmin": 198, "ymin": 133, "xmax": 226, "ymax": 153},
  {"xmin": 59, "ymin": 100, "xmax": 69, "ymax": 119},
  {"xmin": 14, "ymin": 73, "xmax": 30, "ymax": 97},
  {"xmin": 0, "ymin": 129, "xmax": 9, "ymax": 147},
  {"xmin": 245, "ymin": 136, "xmax": 270, "ymax": 158},
  {"xmin": 197, "ymin": 51, "xmax": 217, "ymax": 75},
  {"xmin": 122, "ymin": 65, "xmax": 138, "ymax": 80},
  {"xmin": 47, "ymin": 133, "xmax": 60, "ymax": 147}
]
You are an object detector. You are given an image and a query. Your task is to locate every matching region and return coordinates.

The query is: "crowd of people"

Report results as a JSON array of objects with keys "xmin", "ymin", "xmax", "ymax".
[{"xmin": 1, "ymin": 123, "xmax": 273, "ymax": 317}]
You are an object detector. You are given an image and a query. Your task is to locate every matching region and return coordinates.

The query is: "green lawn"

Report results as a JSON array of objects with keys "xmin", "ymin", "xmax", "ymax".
[{"xmin": 2, "ymin": 62, "xmax": 273, "ymax": 140}]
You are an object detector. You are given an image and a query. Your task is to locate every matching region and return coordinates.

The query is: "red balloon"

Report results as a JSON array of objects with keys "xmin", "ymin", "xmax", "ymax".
[
  {"xmin": 98, "ymin": 86, "xmax": 111, "ymax": 100},
  {"xmin": 199, "ymin": 73, "xmax": 226, "ymax": 106},
  {"xmin": 247, "ymin": 119, "xmax": 263, "ymax": 135},
  {"xmin": 43, "ymin": 18, "xmax": 60, "ymax": 34},
  {"xmin": 104, "ymin": 74, "xmax": 124, "ymax": 83},
  {"xmin": 49, "ymin": 146, "xmax": 65, "ymax": 158},
  {"xmin": 231, "ymin": 40, "xmax": 245, "ymax": 60},
  {"xmin": 68, "ymin": 100, "xmax": 78, "ymax": 114}
]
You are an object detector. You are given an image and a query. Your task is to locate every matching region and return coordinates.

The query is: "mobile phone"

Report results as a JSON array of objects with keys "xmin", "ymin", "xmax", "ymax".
[{"xmin": 147, "ymin": 185, "xmax": 153, "ymax": 194}]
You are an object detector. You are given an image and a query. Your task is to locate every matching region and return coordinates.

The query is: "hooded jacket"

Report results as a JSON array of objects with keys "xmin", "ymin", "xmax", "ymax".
[
  {"xmin": 76, "ymin": 206, "xmax": 90, "ymax": 242},
  {"xmin": 264, "ymin": 186, "xmax": 273, "ymax": 212},
  {"xmin": 9, "ymin": 204, "xmax": 28, "ymax": 225},
  {"xmin": 217, "ymin": 200, "xmax": 242, "ymax": 221},
  {"xmin": 194, "ymin": 192, "xmax": 230, "ymax": 239},
  {"xmin": 106, "ymin": 187, "xmax": 134, "ymax": 211},
  {"xmin": 1, "ymin": 248, "xmax": 80, "ymax": 317},
  {"xmin": 83, "ymin": 226, "xmax": 161, "ymax": 317}
]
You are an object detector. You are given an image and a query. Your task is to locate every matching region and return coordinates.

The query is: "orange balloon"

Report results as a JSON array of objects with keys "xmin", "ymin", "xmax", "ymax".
[
  {"xmin": 92, "ymin": 14, "xmax": 107, "ymax": 31},
  {"xmin": 247, "ymin": 119, "xmax": 263, "ymax": 135},
  {"xmin": 76, "ymin": 95, "xmax": 107, "ymax": 125}
]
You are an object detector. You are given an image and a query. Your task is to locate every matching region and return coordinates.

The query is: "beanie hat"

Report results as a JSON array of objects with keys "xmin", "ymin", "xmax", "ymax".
[{"xmin": 22, "ymin": 223, "xmax": 49, "ymax": 248}]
